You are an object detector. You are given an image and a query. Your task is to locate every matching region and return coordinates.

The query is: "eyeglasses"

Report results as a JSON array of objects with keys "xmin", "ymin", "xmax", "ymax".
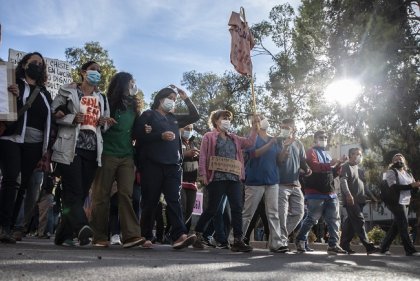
[{"xmin": 318, "ymin": 136, "xmax": 328, "ymax": 140}]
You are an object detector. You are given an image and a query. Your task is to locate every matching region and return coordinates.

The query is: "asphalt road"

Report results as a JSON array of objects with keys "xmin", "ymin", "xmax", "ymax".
[{"xmin": 1, "ymin": 238, "xmax": 419, "ymax": 281}]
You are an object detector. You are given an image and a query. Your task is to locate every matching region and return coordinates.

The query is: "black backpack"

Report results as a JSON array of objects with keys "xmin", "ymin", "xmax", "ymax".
[{"xmin": 379, "ymin": 169, "xmax": 399, "ymax": 206}]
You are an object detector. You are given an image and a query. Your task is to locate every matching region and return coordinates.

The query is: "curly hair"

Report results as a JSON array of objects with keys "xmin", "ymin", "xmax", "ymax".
[
  {"xmin": 15, "ymin": 52, "xmax": 47, "ymax": 86},
  {"xmin": 208, "ymin": 110, "xmax": 232, "ymax": 129}
]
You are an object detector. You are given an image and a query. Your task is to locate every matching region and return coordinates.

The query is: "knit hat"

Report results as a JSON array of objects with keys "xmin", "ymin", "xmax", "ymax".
[{"xmin": 152, "ymin": 87, "xmax": 177, "ymax": 109}]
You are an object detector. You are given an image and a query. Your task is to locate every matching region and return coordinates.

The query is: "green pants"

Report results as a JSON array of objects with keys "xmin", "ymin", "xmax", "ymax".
[{"xmin": 90, "ymin": 155, "xmax": 140, "ymax": 243}]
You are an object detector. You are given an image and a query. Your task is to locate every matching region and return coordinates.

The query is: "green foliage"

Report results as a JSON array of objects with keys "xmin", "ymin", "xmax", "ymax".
[
  {"xmin": 65, "ymin": 41, "xmax": 117, "ymax": 93},
  {"xmin": 367, "ymin": 225, "xmax": 386, "ymax": 245},
  {"xmin": 180, "ymin": 70, "xmax": 263, "ymax": 136}
]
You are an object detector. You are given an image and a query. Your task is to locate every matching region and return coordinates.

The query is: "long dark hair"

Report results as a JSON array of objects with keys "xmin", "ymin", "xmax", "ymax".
[
  {"xmin": 106, "ymin": 72, "xmax": 137, "ymax": 117},
  {"xmin": 15, "ymin": 52, "xmax": 47, "ymax": 86}
]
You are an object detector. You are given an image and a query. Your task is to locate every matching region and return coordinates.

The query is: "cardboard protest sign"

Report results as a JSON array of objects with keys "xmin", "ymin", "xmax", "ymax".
[
  {"xmin": 228, "ymin": 9, "xmax": 255, "ymax": 76},
  {"xmin": 208, "ymin": 156, "xmax": 242, "ymax": 176},
  {"xmin": 8, "ymin": 48, "xmax": 72, "ymax": 99},
  {"xmin": 80, "ymin": 96, "xmax": 100, "ymax": 132},
  {"xmin": 0, "ymin": 61, "xmax": 17, "ymax": 121}
]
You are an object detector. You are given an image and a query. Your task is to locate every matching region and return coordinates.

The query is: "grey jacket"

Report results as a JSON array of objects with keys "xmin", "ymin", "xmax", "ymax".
[{"xmin": 50, "ymin": 83, "xmax": 110, "ymax": 166}]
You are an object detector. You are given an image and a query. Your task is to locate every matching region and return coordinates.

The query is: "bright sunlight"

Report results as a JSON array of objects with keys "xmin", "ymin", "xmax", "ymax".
[{"xmin": 324, "ymin": 79, "xmax": 363, "ymax": 106}]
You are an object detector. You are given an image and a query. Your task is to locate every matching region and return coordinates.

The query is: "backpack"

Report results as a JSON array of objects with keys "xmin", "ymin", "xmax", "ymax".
[{"xmin": 379, "ymin": 169, "xmax": 399, "ymax": 206}]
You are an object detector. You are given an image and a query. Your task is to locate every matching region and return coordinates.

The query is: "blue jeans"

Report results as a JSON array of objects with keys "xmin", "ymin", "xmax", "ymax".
[
  {"xmin": 196, "ymin": 180, "xmax": 242, "ymax": 239},
  {"xmin": 296, "ymin": 197, "xmax": 340, "ymax": 247}
]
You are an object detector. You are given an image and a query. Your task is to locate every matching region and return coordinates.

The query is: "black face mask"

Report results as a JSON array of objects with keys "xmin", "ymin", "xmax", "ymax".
[
  {"xmin": 25, "ymin": 63, "xmax": 43, "ymax": 80},
  {"xmin": 393, "ymin": 161, "xmax": 404, "ymax": 169}
]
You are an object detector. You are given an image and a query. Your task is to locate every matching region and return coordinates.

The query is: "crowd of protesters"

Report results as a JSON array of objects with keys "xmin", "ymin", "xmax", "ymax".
[{"xmin": 1, "ymin": 53, "xmax": 420, "ymax": 257}]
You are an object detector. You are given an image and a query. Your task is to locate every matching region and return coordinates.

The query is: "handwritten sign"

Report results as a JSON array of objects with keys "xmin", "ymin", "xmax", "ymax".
[
  {"xmin": 80, "ymin": 96, "xmax": 100, "ymax": 132},
  {"xmin": 0, "ymin": 61, "xmax": 17, "ymax": 121},
  {"xmin": 192, "ymin": 192, "xmax": 203, "ymax": 215},
  {"xmin": 8, "ymin": 48, "xmax": 72, "ymax": 99},
  {"xmin": 208, "ymin": 156, "xmax": 242, "ymax": 176}
]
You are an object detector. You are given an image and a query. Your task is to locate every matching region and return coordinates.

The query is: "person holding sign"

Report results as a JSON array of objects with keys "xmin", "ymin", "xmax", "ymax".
[
  {"xmin": 51, "ymin": 61, "xmax": 113, "ymax": 247},
  {"xmin": 193, "ymin": 110, "xmax": 258, "ymax": 252},
  {"xmin": 133, "ymin": 85, "xmax": 199, "ymax": 249},
  {"xmin": 0, "ymin": 52, "xmax": 52, "ymax": 244},
  {"xmin": 89, "ymin": 72, "xmax": 145, "ymax": 248}
]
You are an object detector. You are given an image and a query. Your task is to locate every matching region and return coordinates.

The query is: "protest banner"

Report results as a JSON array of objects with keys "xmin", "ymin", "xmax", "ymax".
[
  {"xmin": 0, "ymin": 61, "xmax": 17, "ymax": 121},
  {"xmin": 8, "ymin": 48, "xmax": 72, "ymax": 99}
]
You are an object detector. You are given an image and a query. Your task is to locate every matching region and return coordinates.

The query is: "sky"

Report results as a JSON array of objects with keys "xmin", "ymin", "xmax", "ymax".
[{"xmin": 0, "ymin": 0, "xmax": 301, "ymax": 103}]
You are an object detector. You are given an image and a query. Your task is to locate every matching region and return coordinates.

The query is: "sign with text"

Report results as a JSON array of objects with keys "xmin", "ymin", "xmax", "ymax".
[
  {"xmin": 0, "ymin": 61, "xmax": 17, "ymax": 121},
  {"xmin": 192, "ymin": 192, "xmax": 203, "ymax": 215},
  {"xmin": 208, "ymin": 156, "xmax": 242, "ymax": 176},
  {"xmin": 8, "ymin": 48, "xmax": 72, "ymax": 99},
  {"xmin": 80, "ymin": 96, "xmax": 100, "ymax": 132}
]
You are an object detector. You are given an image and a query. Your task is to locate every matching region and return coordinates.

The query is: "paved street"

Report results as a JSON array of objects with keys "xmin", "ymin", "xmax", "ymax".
[{"xmin": 1, "ymin": 238, "xmax": 420, "ymax": 281}]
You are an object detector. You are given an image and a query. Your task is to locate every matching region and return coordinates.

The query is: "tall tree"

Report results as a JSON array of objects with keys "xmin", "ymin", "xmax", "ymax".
[{"xmin": 65, "ymin": 41, "xmax": 117, "ymax": 92}]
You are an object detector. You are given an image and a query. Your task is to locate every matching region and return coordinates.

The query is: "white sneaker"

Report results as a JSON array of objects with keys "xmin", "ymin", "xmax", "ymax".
[{"xmin": 110, "ymin": 234, "xmax": 122, "ymax": 245}]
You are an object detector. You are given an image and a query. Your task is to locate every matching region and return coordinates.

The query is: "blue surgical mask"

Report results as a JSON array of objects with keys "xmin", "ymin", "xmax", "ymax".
[
  {"xmin": 182, "ymin": 130, "xmax": 193, "ymax": 140},
  {"xmin": 86, "ymin": 70, "xmax": 101, "ymax": 86}
]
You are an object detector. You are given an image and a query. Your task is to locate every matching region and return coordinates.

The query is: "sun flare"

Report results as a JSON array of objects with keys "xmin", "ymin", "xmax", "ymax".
[{"xmin": 324, "ymin": 79, "xmax": 362, "ymax": 106}]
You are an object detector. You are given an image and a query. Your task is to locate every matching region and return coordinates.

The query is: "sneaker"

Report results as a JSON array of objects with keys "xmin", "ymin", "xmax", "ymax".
[
  {"xmin": 192, "ymin": 233, "xmax": 206, "ymax": 249},
  {"xmin": 0, "ymin": 227, "xmax": 16, "ymax": 244},
  {"xmin": 271, "ymin": 246, "xmax": 289, "ymax": 253},
  {"xmin": 305, "ymin": 242, "xmax": 314, "ymax": 252},
  {"xmin": 295, "ymin": 240, "xmax": 306, "ymax": 252},
  {"xmin": 12, "ymin": 231, "xmax": 23, "ymax": 241},
  {"xmin": 366, "ymin": 247, "xmax": 380, "ymax": 255},
  {"xmin": 327, "ymin": 245, "xmax": 347, "ymax": 255},
  {"xmin": 38, "ymin": 234, "xmax": 51, "ymax": 239},
  {"xmin": 123, "ymin": 237, "xmax": 145, "ymax": 248},
  {"xmin": 142, "ymin": 240, "xmax": 153, "ymax": 249},
  {"xmin": 62, "ymin": 239, "xmax": 76, "ymax": 247},
  {"xmin": 173, "ymin": 234, "xmax": 197, "ymax": 249},
  {"xmin": 231, "ymin": 238, "xmax": 253, "ymax": 252},
  {"xmin": 78, "ymin": 225, "xmax": 93, "ymax": 246},
  {"xmin": 110, "ymin": 234, "xmax": 122, "ymax": 245},
  {"xmin": 204, "ymin": 235, "xmax": 216, "ymax": 248},
  {"xmin": 93, "ymin": 240, "xmax": 109, "ymax": 247},
  {"xmin": 215, "ymin": 241, "xmax": 230, "ymax": 249},
  {"xmin": 408, "ymin": 252, "xmax": 420, "ymax": 257}
]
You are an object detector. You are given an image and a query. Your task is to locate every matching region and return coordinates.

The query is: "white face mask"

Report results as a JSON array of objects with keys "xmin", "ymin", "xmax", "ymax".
[
  {"xmin": 220, "ymin": 120, "xmax": 231, "ymax": 131},
  {"xmin": 260, "ymin": 119, "xmax": 270, "ymax": 130},
  {"xmin": 317, "ymin": 140, "xmax": 327, "ymax": 148},
  {"xmin": 182, "ymin": 130, "xmax": 193, "ymax": 140},
  {"xmin": 129, "ymin": 84, "xmax": 138, "ymax": 96},
  {"xmin": 355, "ymin": 155, "xmax": 363, "ymax": 165},
  {"xmin": 161, "ymin": 98, "xmax": 175, "ymax": 112},
  {"xmin": 279, "ymin": 129, "xmax": 291, "ymax": 138}
]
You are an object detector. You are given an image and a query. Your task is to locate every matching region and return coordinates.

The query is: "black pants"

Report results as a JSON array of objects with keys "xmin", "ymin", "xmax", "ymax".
[
  {"xmin": 381, "ymin": 204, "xmax": 417, "ymax": 255},
  {"xmin": 140, "ymin": 160, "xmax": 186, "ymax": 241},
  {"xmin": 245, "ymin": 197, "xmax": 269, "ymax": 241},
  {"xmin": 0, "ymin": 140, "xmax": 43, "ymax": 229},
  {"xmin": 340, "ymin": 203, "xmax": 375, "ymax": 251},
  {"xmin": 181, "ymin": 188, "xmax": 197, "ymax": 232},
  {"xmin": 55, "ymin": 149, "xmax": 97, "ymax": 243}
]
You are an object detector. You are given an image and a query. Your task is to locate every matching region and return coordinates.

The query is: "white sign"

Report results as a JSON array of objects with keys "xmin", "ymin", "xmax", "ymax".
[
  {"xmin": 192, "ymin": 192, "xmax": 203, "ymax": 215},
  {"xmin": 80, "ymin": 96, "xmax": 100, "ymax": 132},
  {"xmin": 8, "ymin": 48, "xmax": 72, "ymax": 99},
  {"xmin": 0, "ymin": 61, "xmax": 17, "ymax": 121}
]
